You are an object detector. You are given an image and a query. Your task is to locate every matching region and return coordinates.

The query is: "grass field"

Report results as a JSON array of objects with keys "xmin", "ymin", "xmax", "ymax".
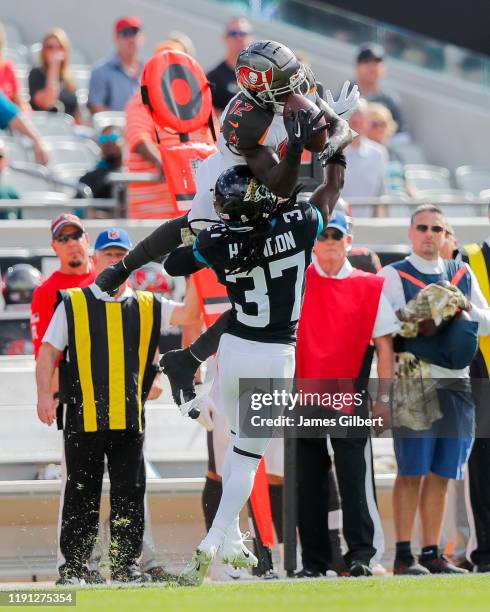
[{"xmin": 4, "ymin": 576, "xmax": 490, "ymax": 612}]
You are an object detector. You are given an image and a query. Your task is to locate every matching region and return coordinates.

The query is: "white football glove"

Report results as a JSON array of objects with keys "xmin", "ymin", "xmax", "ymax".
[
  {"xmin": 180, "ymin": 393, "xmax": 214, "ymax": 431},
  {"xmin": 325, "ymin": 80, "xmax": 360, "ymax": 120}
]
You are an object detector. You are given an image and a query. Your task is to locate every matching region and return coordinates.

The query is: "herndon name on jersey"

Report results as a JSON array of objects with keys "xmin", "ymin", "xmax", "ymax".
[
  {"xmin": 228, "ymin": 230, "xmax": 297, "ymax": 260},
  {"xmin": 195, "ymin": 201, "xmax": 323, "ymax": 344}
]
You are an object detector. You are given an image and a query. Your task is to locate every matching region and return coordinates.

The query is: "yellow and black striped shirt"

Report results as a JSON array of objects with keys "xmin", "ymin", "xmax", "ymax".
[
  {"xmin": 464, "ymin": 242, "xmax": 490, "ymax": 378},
  {"xmin": 59, "ymin": 287, "xmax": 161, "ymax": 433}
]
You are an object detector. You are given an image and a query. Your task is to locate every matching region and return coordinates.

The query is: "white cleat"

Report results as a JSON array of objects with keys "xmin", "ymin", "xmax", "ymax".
[
  {"xmin": 179, "ymin": 546, "xmax": 217, "ymax": 586},
  {"xmin": 220, "ymin": 533, "xmax": 258, "ymax": 570}
]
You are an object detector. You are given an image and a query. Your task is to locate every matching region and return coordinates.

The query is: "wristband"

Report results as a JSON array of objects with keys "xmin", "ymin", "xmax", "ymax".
[{"xmin": 324, "ymin": 151, "xmax": 347, "ymax": 168}]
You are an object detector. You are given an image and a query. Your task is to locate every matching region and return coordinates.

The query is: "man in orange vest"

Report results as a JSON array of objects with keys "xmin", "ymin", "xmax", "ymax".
[{"xmin": 295, "ymin": 210, "xmax": 398, "ymax": 577}]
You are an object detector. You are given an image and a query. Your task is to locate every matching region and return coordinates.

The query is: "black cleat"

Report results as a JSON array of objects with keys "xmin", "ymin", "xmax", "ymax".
[
  {"xmin": 453, "ymin": 555, "xmax": 474, "ymax": 572},
  {"xmin": 419, "ymin": 554, "xmax": 469, "ymax": 575},
  {"xmin": 160, "ymin": 349, "xmax": 200, "ymax": 417},
  {"xmin": 295, "ymin": 568, "xmax": 324, "ymax": 578},
  {"xmin": 349, "ymin": 561, "xmax": 373, "ymax": 577},
  {"xmin": 475, "ymin": 563, "xmax": 490, "ymax": 573},
  {"xmin": 393, "ymin": 557, "xmax": 430, "ymax": 576},
  {"xmin": 295, "ymin": 568, "xmax": 337, "ymax": 578}
]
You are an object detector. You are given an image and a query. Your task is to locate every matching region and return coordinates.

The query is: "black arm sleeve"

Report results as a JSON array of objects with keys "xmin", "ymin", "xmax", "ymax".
[
  {"xmin": 123, "ymin": 213, "xmax": 189, "ymax": 271},
  {"xmin": 164, "ymin": 245, "xmax": 202, "ymax": 277},
  {"xmin": 190, "ymin": 310, "xmax": 232, "ymax": 361}
]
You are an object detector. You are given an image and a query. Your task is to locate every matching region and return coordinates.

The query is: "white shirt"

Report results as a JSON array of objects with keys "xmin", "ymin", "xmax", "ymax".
[
  {"xmin": 312, "ymin": 255, "xmax": 399, "ymax": 339},
  {"xmin": 342, "ymin": 137, "xmax": 388, "ymax": 217},
  {"xmin": 379, "ymin": 253, "xmax": 490, "ymax": 378},
  {"xmin": 43, "ymin": 283, "xmax": 179, "ymax": 352}
]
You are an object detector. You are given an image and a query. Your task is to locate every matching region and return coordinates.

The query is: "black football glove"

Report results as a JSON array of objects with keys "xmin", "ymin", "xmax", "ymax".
[
  {"xmin": 95, "ymin": 259, "xmax": 130, "ymax": 297},
  {"xmin": 284, "ymin": 107, "xmax": 327, "ymax": 166}
]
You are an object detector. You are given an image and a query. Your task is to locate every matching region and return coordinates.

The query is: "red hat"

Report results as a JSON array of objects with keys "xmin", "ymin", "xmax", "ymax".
[
  {"xmin": 51, "ymin": 213, "xmax": 85, "ymax": 238},
  {"xmin": 115, "ymin": 16, "xmax": 141, "ymax": 33}
]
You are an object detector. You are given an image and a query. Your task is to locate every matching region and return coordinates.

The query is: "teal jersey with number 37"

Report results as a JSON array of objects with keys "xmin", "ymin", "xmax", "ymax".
[{"xmin": 193, "ymin": 200, "xmax": 323, "ymax": 344}]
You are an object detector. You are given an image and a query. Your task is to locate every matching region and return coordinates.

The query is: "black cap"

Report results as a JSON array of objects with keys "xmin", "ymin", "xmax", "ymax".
[{"xmin": 356, "ymin": 43, "xmax": 385, "ymax": 63}]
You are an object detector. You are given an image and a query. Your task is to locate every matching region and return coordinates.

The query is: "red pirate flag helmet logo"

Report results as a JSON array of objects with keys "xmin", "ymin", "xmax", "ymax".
[{"xmin": 237, "ymin": 66, "xmax": 273, "ymax": 93}]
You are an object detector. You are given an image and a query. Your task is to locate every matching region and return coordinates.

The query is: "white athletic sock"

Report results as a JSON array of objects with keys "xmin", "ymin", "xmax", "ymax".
[
  {"xmin": 220, "ymin": 438, "xmax": 243, "ymax": 542},
  {"xmin": 210, "ymin": 450, "xmax": 260, "ymax": 536},
  {"xmin": 221, "ymin": 436, "xmax": 235, "ymax": 486}
]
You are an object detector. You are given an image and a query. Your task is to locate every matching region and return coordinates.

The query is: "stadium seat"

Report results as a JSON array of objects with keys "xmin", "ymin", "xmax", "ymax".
[
  {"xmin": 70, "ymin": 46, "xmax": 90, "ymax": 67},
  {"xmin": 2, "ymin": 21, "xmax": 25, "ymax": 46},
  {"xmin": 19, "ymin": 191, "xmax": 70, "ymax": 203},
  {"xmin": 92, "ymin": 111, "xmax": 126, "ymax": 134},
  {"xmin": 43, "ymin": 140, "xmax": 99, "ymax": 170},
  {"xmin": 25, "ymin": 112, "xmax": 76, "ymax": 138},
  {"xmin": 455, "ymin": 166, "xmax": 490, "ymax": 196},
  {"xmin": 389, "ymin": 140, "xmax": 428, "ymax": 164},
  {"xmin": 405, "ymin": 164, "xmax": 452, "ymax": 193},
  {"xmin": 73, "ymin": 69, "xmax": 90, "ymax": 105},
  {"xmin": 380, "ymin": 194, "xmax": 415, "ymax": 218},
  {"xmin": 50, "ymin": 163, "xmax": 87, "ymax": 182},
  {"xmin": 50, "ymin": 164, "xmax": 90, "ymax": 197},
  {"xmin": 415, "ymin": 189, "xmax": 477, "ymax": 216},
  {"xmin": 2, "ymin": 162, "xmax": 52, "ymax": 195},
  {"xmin": 4, "ymin": 139, "xmax": 32, "ymax": 163},
  {"xmin": 4, "ymin": 46, "xmax": 29, "ymax": 70}
]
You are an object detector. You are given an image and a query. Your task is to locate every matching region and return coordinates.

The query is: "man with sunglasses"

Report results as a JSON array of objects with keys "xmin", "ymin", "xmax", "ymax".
[
  {"xmin": 206, "ymin": 17, "xmax": 254, "ymax": 116},
  {"xmin": 31, "ymin": 214, "xmax": 95, "ymax": 361},
  {"xmin": 80, "ymin": 126, "xmax": 123, "ymax": 201},
  {"xmin": 88, "ymin": 16, "xmax": 144, "ymax": 113},
  {"xmin": 295, "ymin": 209, "xmax": 398, "ymax": 578},
  {"xmin": 379, "ymin": 204, "xmax": 490, "ymax": 576}
]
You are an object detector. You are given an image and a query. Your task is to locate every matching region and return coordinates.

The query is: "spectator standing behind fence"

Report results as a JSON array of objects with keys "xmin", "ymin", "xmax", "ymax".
[
  {"xmin": 28, "ymin": 28, "xmax": 80, "ymax": 123},
  {"xmin": 295, "ymin": 210, "xmax": 397, "ymax": 578},
  {"xmin": 351, "ymin": 43, "xmax": 408, "ymax": 138},
  {"xmin": 342, "ymin": 98, "xmax": 388, "ymax": 217},
  {"xmin": 206, "ymin": 17, "xmax": 253, "ymax": 117},
  {"xmin": 0, "ymin": 90, "xmax": 48, "ymax": 164},
  {"xmin": 0, "ymin": 22, "xmax": 26, "ymax": 109},
  {"xmin": 379, "ymin": 204, "xmax": 490, "ymax": 575},
  {"xmin": 88, "ymin": 17, "xmax": 143, "ymax": 114}
]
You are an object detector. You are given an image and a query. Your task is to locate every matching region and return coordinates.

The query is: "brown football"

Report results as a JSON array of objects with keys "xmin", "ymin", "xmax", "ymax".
[{"xmin": 283, "ymin": 92, "xmax": 328, "ymax": 153}]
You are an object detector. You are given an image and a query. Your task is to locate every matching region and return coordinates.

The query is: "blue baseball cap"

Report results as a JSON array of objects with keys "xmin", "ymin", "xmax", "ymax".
[
  {"xmin": 94, "ymin": 228, "xmax": 132, "ymax": 251},
  {"xmin": 326, "ymin": 210, "xmax": 349, "ymax": 235}
]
